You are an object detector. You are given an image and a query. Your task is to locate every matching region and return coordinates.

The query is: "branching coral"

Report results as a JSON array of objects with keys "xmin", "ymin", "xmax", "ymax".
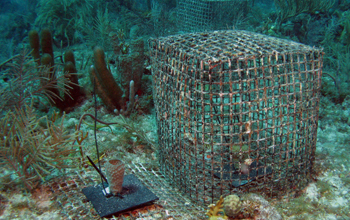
[
  {"xmin": 28, "ymin": 29, "xmax": 83, "ymax": 111},
  {"xmin": 0, "ymin": 50, "xmax": 71, "ymax": 112},
  {"xmin": 81, "ymin": 7, "xmax": 128, "ymax": 53},
  {"xmin": 0, "ymin": 103, "xmax": 80, "ymax": 191},
  {"xmin": 207, "ymin": 196, "xmax": 228, "ymax": 220}
]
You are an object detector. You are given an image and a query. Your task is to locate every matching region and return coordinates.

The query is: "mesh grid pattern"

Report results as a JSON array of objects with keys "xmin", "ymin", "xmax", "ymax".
[
  {"xmin": 48, "ymin": 163, "xmax": 206, "ymax": 219},
  {"xmin": 176, "ymin": 0, "xmax": 248, "ymax": 32},
  {"xmin": 149, "ymin": 30, "xmax": 324, "ymax": 205},
  {"xmin": 177, "ymin": 0, "xmax": 212, "ymax": 32}
]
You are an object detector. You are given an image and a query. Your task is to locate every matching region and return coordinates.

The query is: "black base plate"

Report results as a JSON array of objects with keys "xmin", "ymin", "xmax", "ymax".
[{"xmin": 82, "ymin": 174, "xmax": 159, "ymax": 218}]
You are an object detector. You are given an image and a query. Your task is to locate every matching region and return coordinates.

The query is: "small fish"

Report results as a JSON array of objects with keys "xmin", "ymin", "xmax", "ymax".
[
  {"xmin": 204, "ymin": 152, "xmax": 213, "ymax": 161},
  {"xmin": 86, "ymin": 153, "xmax": 105, "ymax": 166}
]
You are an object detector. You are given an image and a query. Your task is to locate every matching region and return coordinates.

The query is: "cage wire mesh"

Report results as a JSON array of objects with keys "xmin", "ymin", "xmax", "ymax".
[
  {"xmin": 48, "ymin": 163, "xmax": 206, "ymax": 219},
  {"xmin": 176, "ymin": 0, "xmax": 250, "ymax": 32},
  {"xmin": 149, "ymin": 30, "xmax": 324, "ymax": 205}
]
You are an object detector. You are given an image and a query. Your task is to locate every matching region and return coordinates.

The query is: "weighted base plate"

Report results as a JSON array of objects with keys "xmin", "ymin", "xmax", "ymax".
[{"xmin": 82, "ymin": 174, "xmax": 159, "ymax": 217}]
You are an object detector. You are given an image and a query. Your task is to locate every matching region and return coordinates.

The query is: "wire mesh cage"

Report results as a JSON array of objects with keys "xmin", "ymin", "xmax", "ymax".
[
  {"xmin": 149, "ymin": 30, "xmax": 324, "ymax": 205},
  {"xmin": 176, "ymin": 0, "xmax": 250, "ymax": 32}
]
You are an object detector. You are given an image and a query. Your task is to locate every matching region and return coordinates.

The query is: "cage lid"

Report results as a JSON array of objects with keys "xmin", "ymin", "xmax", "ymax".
[{"xmin": 152, "ymin": 30, "xmax": 321, "ymax": 62}]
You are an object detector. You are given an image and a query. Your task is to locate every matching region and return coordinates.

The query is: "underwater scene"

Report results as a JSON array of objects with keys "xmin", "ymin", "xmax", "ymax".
[{"xmin": 0, "ymin": 0, "xmax": 349, "ymax": 219}]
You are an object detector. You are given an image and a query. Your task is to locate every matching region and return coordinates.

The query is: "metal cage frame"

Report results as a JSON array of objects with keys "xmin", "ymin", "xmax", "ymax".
[{"xmin": 149, "ymin": 30, "xmax": 323, "ymax": 205}]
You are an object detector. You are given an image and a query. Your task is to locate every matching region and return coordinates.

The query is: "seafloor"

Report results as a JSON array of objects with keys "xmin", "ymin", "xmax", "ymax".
[
  {"xmin": 1, "ymin": 0, "xmax": 350, "ymax": 219},
  {"xmin": 1, "ymin": 84, "xmax": 350, "ymax": 219}
]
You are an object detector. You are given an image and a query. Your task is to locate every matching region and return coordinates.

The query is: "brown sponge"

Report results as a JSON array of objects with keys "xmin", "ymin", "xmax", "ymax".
[
  {"xmin": 90, "ymin": 46, "xmax": 123, "ymax": 111},
  {"xmin": 28, "ymin": 30, "xmax": 40, "ymax": 65}
]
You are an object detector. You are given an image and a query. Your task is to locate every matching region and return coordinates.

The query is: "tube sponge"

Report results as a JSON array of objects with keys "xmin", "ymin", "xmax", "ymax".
[
  {"xmin": 63, "ymin": 49, "xmax": 80, "ymax": 104},
  {"xmin": 105, "ymin": 159, "xmax": 125, "ymax": 195},
  {"xmin": 126, "ymin": 80, "xmax": 135, "ymax": 114},
  {"xmin": 40, "ymin": 28, "xmax": 54, "ymax": 66},
  {"xmin": 28, "ymin": 30, "xmax": 40, "ymax": 65},
  {"xmin": 90, "ymin": 46, "xmax": 123, "ymax": 111},
  {"xmin": 64, "ymin": 60, "xmax": 80, "ymax": 106},
  {"xmin": 64, "ymin": 49, "xmax": 76, "ymax": 67}
]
